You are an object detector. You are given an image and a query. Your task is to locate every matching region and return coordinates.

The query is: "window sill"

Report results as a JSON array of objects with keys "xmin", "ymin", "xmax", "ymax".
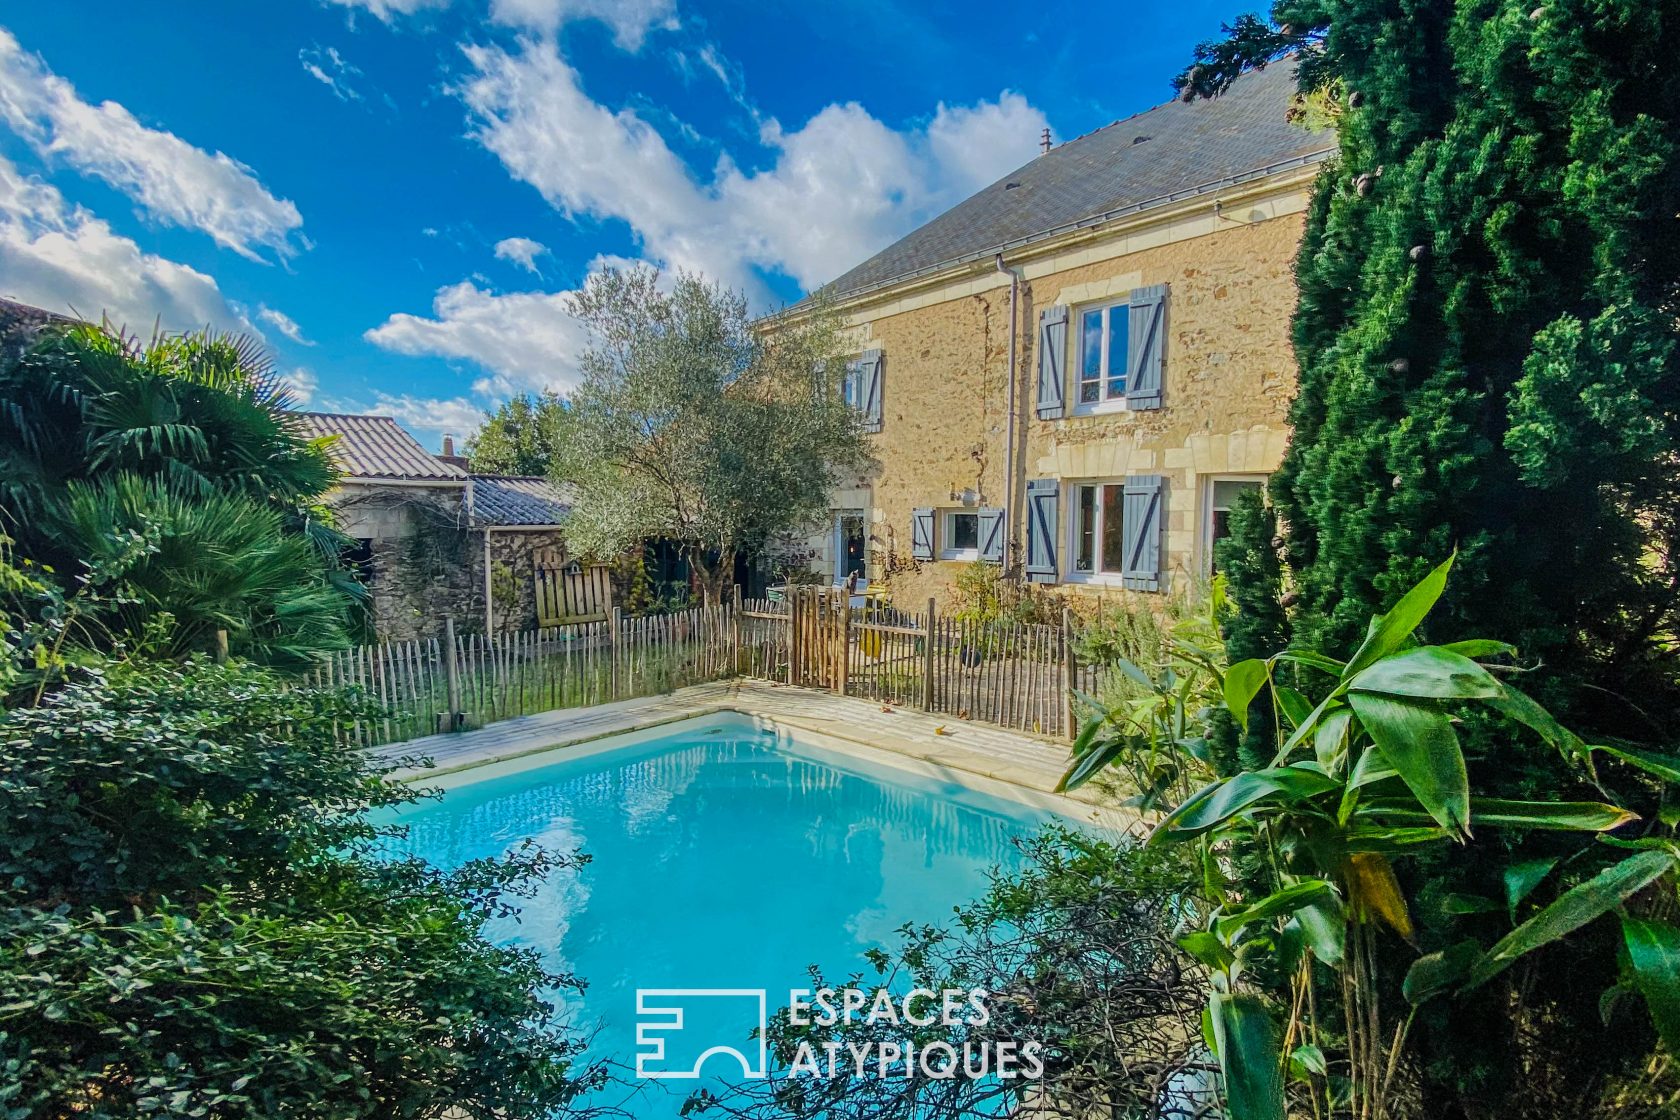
[
  {"xmin": 1069, "ymin": 399, "xmax": 1131, "ymax": 418},
  {"xmin": 939, "ymin": 550, "xmax": 980, "ymax": 563},
  {"xmin": 1062, "ymin": 571, "xmax": 1129, "ymax": 587}
]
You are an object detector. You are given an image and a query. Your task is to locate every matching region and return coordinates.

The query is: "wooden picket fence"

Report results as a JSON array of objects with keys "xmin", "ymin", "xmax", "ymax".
[{"xmin": 317, "ymin": 587, "xmax": 1092, "ymax": 749}]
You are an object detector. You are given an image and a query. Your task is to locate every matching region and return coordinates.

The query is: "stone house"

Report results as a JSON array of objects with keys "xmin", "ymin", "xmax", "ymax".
[
  {"xmin": 292, "ymin": 412, "xmax": 589, "ymax": 640},
  {"xmin": 799, "ymin": 63, "xmax": 1334, "ymax": 608}
]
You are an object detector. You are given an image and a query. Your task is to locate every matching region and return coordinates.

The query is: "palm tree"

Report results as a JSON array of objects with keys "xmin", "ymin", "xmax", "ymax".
[{"xmin": 0, "ymin": 321, "xmax": 362, "ymax": 667}]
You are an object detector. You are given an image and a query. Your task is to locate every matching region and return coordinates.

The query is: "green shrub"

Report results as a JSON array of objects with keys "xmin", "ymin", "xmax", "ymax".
[{"xmin": 0, "ymin": 660, "xmax": 602, "ymax": 1118}]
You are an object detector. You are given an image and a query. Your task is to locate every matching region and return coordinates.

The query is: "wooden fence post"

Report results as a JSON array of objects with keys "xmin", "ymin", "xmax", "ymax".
[
  {"xmin": 787, "ymin": 590, "xmax": 799, "ymax": 687},
  {"xmin": 922, "ymin": 597, "xmax": 937, "ymax": 713},
  {"xmin": 610, "ymin": 606, "xmax": 623, "ymax": 698},
  {"xmin": 1062, "ymin": 606, "xmax": 1078, "ymax": 740},
  {"xmin": 836, "ymin": 589, "xmax": 851, "ymax": 696},
  {"xmin": 731, "ymin": 584, "xmax": 742, "ymax": 677},
  {"xmin": 443, "ymin": 617, "xmax": 462, "ymax": 732}
]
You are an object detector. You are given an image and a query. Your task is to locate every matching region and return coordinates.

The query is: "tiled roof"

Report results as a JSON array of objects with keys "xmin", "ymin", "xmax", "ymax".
[
  {"xmin": 822, "ymin": 63, "xmax": 1334, "ymax": 300},
  {"xmin": 469, "ymin": 475, "xmax": 574, "ymax": 527},
  {"xmin": 0, "ymin": 298, "xmax": 72, "ymax": 365},
  {"xmin": 290, "ymin": 412, "xmax": 468, "ymax": 481}
]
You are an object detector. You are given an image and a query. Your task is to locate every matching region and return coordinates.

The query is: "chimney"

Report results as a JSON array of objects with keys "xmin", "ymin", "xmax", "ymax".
[
  {"xmin": 436, "ymin": 433, "xmax": 470, "ymax": 470},
  {"xmin": 1040, "ymin": 127, "xmax": 1052, "ymax": 155}
]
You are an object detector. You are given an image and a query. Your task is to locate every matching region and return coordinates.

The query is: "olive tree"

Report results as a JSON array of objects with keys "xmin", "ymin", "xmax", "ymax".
[{"xmin": 557, "ymin": 268, "xmax": 870, "ymax": 602}]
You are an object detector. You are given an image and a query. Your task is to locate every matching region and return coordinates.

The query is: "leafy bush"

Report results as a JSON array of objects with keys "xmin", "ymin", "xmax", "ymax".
[
  {"xmin": 0, "ymin": 322, "xmax": 362, "ymax": 667},
  {"xmin": 0, "ymin": 660, "xmax": 602, "ymax": 1118},
  {"xmin": 1064, "ymin": 557, "xmax": 1680, "ymax": 1119},
  {"xmin": 692, "ymin": 826, "xmax": 1207, "ymax": 1120}
]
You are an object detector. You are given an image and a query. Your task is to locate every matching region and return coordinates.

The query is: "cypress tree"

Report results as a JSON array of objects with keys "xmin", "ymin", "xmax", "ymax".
[{"xmin": 1184, "ymin": 2, "xmax": 1680, "ymax": 1112}]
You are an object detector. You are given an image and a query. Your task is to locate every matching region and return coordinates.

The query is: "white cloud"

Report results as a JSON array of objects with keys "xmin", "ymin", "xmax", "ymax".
[
  {"xmin": 326, "ymin": 0, "xmax": 674, "ymax": 50},
  {"xmin": 363, "ymin": 280, "xmax": 590, "ymax": 394},
  {"xmin": 490, "ymin": 0, "xmax": 676, "ymax": 49},
  {"xmin": 323, "ymin": 0, "xmax": 448, "ymax": 21},
  {"xmin": 494, "ymin": 235, "xmax": 549, "ymax": 274},
  {"xmin": 258, "ymin": 304, "xmax": 314, "ymax": 346},
  {"xmin": 455, "ymin": 39, "xmax": 1050, "ymax": 296},
  {"xmin": 0, "ymin": 153, "xmax": 251, "ymax": 334},
  {"xmin": 368, "ymin": 393, "xmax": 487, "ymax": 443},
  {"xmin": 0, "ymin": 29, "xmax": 302, "ymax": 262},
  {"xmin": 281, "ymin": 367, "xmax": 319, "ymax": 405},
  {"xmin": 299, "ymin": 44, "xmax": 379, "ymax": 107}
]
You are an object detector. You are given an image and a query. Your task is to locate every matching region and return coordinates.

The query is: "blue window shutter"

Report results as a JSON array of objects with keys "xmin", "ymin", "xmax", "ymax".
[
  {"xmin": 1126, "ymin": 284, "xmax": 1167, "ymax": 410},
  {"xmin": 1122, "ymin": 474, "xmax": 1167, "ymax": 590},
  {"xmin": 860, "ymin": 348, "xmax": 884, "ymax": 433},
  {"xmin": 1035, "ymin": 307, "xmax": 1068, "ymax": 419},
  {"xmin": 977, "ymin": 507, "xmax": 1005, "ymax": 564},
  {"xmin": 1024, "ymin": 481, "xmax": 1059, "ymax": 582},
  {"xmin": 910, "ymin": 507, "xmax": 935, "ymax": 561}
]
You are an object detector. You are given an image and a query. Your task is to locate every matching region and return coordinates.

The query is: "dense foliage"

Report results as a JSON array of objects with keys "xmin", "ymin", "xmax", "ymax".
[
  {"xmin": 556, "ymin": 268, "xmax": 871, "ymax": 601},
  {"xmin": 694, "ymin": 827, "xmax": 1209, "ymax": 1120},
  {"xmin": 468, "ymin": 390, "xmax": 571, "ymax": 476},
  {"xmin": 0, "ymin": 658, "xmax": 604, "ymax": 1119},
  {"xmin": 1180, "ymin": 2, "xmax": 1680, "ymax": 1112},
  {"xmin": 1065, "ymin": 560, "xmax": 1680, "ymax": 1120},
  {"xmin": 0, "ymin": 323, "xmax": 361, "ymax": 667}
]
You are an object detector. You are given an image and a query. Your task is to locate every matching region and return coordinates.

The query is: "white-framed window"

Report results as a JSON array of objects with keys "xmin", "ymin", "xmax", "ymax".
[
  {"xmin": 1074, "ymin": 301, "xmax": 1130, "ymax": 413},
  {"xmin": 841, "ymin": 366, "xmax": 863, "ymax": 411},
  {"xmin": 832, "ymin": 510, "xmax": 866, "ymax": 584},
  {"xmin": 1067, "ymin": 481, "xmax": 1128, "ymax": 580},
  {"xmin": 1202, "ymin": 475, "xmax": 1267, "ymax": 573},
  {"xmin": 940, "ymin": 509, "xmax": 981, "ymax": 561}
]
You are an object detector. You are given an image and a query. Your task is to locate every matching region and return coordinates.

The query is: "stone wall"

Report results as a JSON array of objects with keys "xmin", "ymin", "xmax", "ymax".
[
  {"xmin": 333, "ymin": 486, "xmax": 479, "ymax": 641},
  {"xmin": 473, "ymin": 528, "xmax": 569, "ymax": 633},
  {"xmin": 805, "ymin": 181, "xmax": 1310, "ymax": 611}
]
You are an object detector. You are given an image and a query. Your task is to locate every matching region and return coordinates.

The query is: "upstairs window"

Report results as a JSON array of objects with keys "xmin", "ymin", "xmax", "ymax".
[{"xmin": 1076, "ymin": 302, "xmax": 1129, "ymax": 410}]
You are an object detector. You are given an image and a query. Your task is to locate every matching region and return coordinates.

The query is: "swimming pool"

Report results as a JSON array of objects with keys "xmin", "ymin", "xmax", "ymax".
[{"xmin": 382, "ymin": 714, "xmax": 1078, "ymax": 1116}]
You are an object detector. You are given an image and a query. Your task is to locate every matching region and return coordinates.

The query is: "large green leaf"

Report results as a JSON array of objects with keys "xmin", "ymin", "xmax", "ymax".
[
  {"xmin": 1056, "ymin": 734, "xmax": 1129, "ymax": 793},
  {"xmin": 1347, "ymin": 691, "xmax": 1469, "ymax": 837},
  {"xmin": 1403, "ymin": 940, "xmax": 1484, "ymax": 1005},
  {"xmin": 1342, "ymin": 554, "xmax": 1454, "ymax": 679},
  {"xmin": 1596, "ymin": 744, "xmax": 1680, "ymax": 785},
  {"xmin": 1150, "ymin": 767, "xmax": 1340, "ymax": 844},
  {"xmin": 1356, "ymin": 797, "xmax": 1636, "ymax": 833},
  {"xmin": 1490, "ymin": 684, "xmax": 1591, "ymax": 768},
  {"xmin": 1209, "ymin": 993, "xmax": 1284, "ymax": 1120},
  {"xmin": 1214, "ymin": 880, "xmax": 1336, "ymax": 941},
  {"xmin": 1503, "ymin": 858, "xmax": 1560, "ymax": 916},
  {"xmin": 1224, "ymin": 659, "xmax": 1270, "ymax": 732},
  {"xmin": 1622, "ymin": 916, "xmax": 1680, "ymax": 1051},
  {"xmin": 1466, "ymin": 850, "xmax": 1677, "ymax": 989},
  {"xmin": 1348, "ymin": 646, "xmax": 1502, "ymax": 700}
]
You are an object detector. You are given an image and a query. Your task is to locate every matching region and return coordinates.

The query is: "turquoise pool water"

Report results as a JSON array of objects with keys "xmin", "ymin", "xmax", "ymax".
[{"xmin": 382, "ymin": 717, "xmax": 1068, "ymax": 1115}]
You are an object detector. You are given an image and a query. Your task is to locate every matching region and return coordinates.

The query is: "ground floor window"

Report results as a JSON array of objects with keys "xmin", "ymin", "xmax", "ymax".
[
  {"xmin": 1070, "ymin": 482, "xmax": 1127, "ymax": 576},
  {"xmin": 941, "ymin": 509, "xmax": 981, "ymax": 561},
  {"xmin": 833, "ymin": 510, "xmax": 866, "ymax": 583},
  {"xmin": 1204, "ymin": 475, "xmax": 1267, "ymax": 572}
]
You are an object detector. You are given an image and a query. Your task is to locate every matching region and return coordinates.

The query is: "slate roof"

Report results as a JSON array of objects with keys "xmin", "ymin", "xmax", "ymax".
[
  {"xmin": 822, "ymin": 63, "xmax": 1335, "ymax": 300},
  {"xmin": 469, "ymin": 475, "xmax": 574, "ymax": 527},
  {"xmin": 290, "ymin": 412, "xmax": 469, "ymax": 482}
]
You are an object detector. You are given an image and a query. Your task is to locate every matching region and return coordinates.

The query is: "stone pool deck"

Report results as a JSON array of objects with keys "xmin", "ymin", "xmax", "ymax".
[{"xmin": 375, "ymin": 679, "xmax": 1138, "ymax": 832}]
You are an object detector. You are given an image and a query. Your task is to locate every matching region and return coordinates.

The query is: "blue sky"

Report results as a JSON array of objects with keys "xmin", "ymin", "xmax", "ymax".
[{"xmin": 0, "ymin": 0, "xmax": 1244, "ymax": 446}]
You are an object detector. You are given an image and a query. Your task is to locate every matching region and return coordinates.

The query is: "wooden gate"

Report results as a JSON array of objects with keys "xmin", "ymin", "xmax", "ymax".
[
  {"xmin": 536, "ymin": 563, "xmax": 614, "ymax": 626},
  {"xmin": 787, "ymin": 586, "xmax": 848, "ymax": 690}
]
